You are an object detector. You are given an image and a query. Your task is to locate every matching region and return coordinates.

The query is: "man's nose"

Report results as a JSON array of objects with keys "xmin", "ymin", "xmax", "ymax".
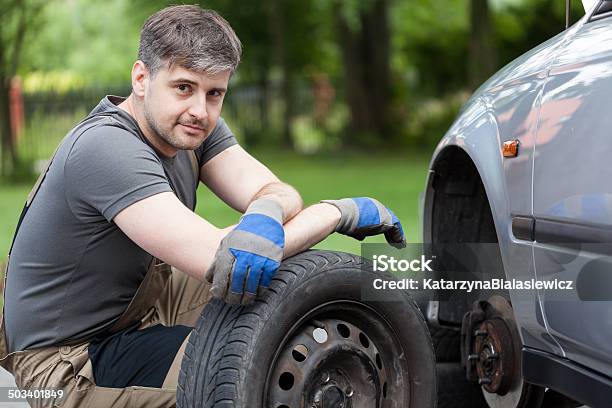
[{"xmin": 188, "ymin": 94, "xmax": 208, "ymax": 120}]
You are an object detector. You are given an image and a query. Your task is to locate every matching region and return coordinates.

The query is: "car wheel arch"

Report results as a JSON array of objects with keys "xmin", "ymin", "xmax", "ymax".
[{"xmin": 424, "ymin": 139, "xmax": 512, "ymax": 327}]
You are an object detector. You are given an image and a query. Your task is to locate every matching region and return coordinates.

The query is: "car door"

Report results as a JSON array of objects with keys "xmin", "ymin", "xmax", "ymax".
[{"xmin": 533, "ymin": 6, "xmax": 612, "ymax": 375}]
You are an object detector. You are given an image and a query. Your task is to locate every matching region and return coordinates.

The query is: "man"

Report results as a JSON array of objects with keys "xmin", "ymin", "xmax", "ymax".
[{"xmin": 0, "ymin": 5, "xmax": 405, "ymax": 407}]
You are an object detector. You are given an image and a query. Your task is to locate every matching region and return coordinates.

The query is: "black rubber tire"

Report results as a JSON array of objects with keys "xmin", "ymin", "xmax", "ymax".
[
  {"xmin": 177, "ymin": 250, "xmax": 437, "ymax": 408},
  {"xmin": 429, "ymin": 326, "xmax": 461, "ymax": 362}
]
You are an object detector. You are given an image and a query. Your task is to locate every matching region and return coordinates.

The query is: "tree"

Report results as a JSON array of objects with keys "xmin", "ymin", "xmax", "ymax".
[
  {"xmin": 469, "ymin": 0, "xmax": 496, "ymax": 89},
  {"xmin": 187, "ymin": 0, "xmax": 330, "ymax": 148},
  {"xmin": 268, "ymin": 0, "xmax": 295, "ymax": 149},
  {"xmin": 0, "ymin": 0, "xmax": 45, "ymax": 176},
  {"xmin": 334, "ymin": 0, "xmax": 394, "ymax": 145}
]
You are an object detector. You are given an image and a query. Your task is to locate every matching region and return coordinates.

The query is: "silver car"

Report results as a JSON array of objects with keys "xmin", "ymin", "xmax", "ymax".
[{"xmin": 423, "ymin": 1, "xmax": 612, "ymax": 407}]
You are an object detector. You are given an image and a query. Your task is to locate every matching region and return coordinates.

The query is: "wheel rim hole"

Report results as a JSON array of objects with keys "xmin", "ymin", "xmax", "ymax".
[
  {"xmin": 383, "ymin": 381, "xmax": 388, "ymax": 398},
  {"xmin": 337, "ymin": 323, "xmax": 351, "ymax": 338},
  {"xmin": 313, "ymin": 328, "xmax": 328, "ymax": 343},
  {"xmin": 359, "ymin": 332, "xmax": 370, "ymax": 348},
  {"xmin": 376, "ymin": 353, "xmax": 383, "ymax": 370},
  {"xmin": 279, "ymin": 372, "xmax": 295, "ymax": 390},
  {"xmin": 292, "ymin": 344, "xmax": 308, "ymax": 362},
  {"xmin": 277, "ymin": 406, "xmax": 290, "ymax": 408}
]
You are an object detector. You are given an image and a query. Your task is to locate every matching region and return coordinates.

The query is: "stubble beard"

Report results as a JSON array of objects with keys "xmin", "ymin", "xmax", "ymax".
[{"xmin": 143, "ymin": 100, "xmax": 208, "ymax": 151}]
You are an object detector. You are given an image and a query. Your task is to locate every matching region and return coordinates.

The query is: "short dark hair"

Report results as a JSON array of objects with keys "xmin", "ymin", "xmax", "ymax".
[{"xmin": 138, "ymin": 5, "xmax": 242, "ymax": 76}]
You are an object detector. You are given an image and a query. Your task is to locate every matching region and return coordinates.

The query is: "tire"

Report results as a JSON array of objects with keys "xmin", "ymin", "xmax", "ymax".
[{"xmin": 177, "ymin": 250, "xmax": 436, "ymax": 408}]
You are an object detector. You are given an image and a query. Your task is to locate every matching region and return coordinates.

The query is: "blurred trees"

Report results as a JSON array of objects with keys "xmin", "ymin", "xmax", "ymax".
[
  {"xmin": 469, "ymin": 0, "xmax": 496, "ymax": 88},
  {"xmin": 334, "ymin": 0, "xmax": 394, "ymax": 144},
  {"xmin": 0, "ymin": 0, "xmax": 45, "ymax": 176},
  {"xmin": 0, "ymin": 0, "xmax": 584, "ymax": 174}
]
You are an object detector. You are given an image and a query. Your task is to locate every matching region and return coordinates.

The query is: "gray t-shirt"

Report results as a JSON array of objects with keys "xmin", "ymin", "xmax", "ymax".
[{"xmin": 4, "ymin": 96, "xmax": 237, "ymax": 352}]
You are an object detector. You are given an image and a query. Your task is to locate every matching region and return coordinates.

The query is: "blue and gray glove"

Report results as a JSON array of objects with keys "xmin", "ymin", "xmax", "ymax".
[
  {"xmin": 205, "ymin": 198, "xmax": 285, "ymax": 304},
  {"xmin": 322, "ymin": 197, "xmax": 406, "ymax": 248}
]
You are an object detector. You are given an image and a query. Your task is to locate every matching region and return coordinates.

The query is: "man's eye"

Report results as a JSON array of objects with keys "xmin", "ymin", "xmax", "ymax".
[
  {"xmin": 209, "ymin": 90, "xmax": 222, "ymax": 97},
  {"xmin": 177, "ymin": 84, "xmax": 191, "ymax": 93}
]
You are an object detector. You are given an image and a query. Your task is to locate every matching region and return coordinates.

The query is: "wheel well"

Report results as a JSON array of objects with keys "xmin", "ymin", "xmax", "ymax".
[
  {"xmin": 425, "ymin": 146, "xmax": 505, "ymax": 326},
  {"xmin": 429, "ymin": 147, "xmax": 497, "ymax": 244}
]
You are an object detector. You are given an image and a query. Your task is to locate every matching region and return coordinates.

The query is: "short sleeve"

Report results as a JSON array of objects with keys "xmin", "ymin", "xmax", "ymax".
[
  {"xmin": 64, "ymin": 126, "xmax": 173, "ymax": 222},
  {"xmin": 196, "ymin": 117, "xmax": 238, "ymax": 167}
]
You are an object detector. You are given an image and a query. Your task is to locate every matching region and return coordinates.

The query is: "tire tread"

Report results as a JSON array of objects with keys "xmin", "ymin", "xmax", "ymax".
[{"xmin": 178, "ymin": 250, "xmax": 433, "ymax": 407}]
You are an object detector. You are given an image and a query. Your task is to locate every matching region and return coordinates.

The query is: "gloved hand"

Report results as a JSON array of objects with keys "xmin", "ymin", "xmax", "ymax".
[
  {"xmin": 321, "ymin": 197, "xmax": 406, "ymax": 248},
  {"xmin": 205, "ymin": 198, "xmax": 285, "ymax": 304}
]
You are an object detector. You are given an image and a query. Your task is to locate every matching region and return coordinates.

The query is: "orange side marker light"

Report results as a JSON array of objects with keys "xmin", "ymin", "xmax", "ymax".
[{"xmin": 503, "ymin": 140, "xmax": 519, "ymax": 158}]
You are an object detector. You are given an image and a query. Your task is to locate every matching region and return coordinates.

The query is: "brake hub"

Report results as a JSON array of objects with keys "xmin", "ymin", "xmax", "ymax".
[
  {"xmin": 461, "ymin": 295, "xmax": 529, "ymax": 407},
  {"xmin": 473, "ymin": 318, "xmax": 515, "ymax": 395}
]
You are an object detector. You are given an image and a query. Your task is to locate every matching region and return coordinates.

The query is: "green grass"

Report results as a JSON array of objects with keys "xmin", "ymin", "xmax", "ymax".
[
  {"xmin": 0, "ymin": 150, "xmax": 431, "ymax": 263},
  {"xmin": 196, "ymin": 149, "xmax": 430, "ymax": 254},
  {"xmin": 0, "ymin": 184, "xmax": 31, "ymax": 262}
]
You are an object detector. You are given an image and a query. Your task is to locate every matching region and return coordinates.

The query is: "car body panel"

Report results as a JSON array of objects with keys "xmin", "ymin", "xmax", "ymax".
[
  {"xmin": 533, "ymin": 15, "xmax": 612, "ymax": 375},
  {"xmin": 427, "ymin": 27, "xmax": 575, "ymax": 355},
  {"xmin": 428, "ymin": 97, "xmax": 561, "ymax": 355}
]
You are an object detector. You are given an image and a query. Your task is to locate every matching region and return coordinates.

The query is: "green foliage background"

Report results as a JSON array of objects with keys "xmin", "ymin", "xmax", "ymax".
[
  {"xmin": 0, "ymin": 0, "xmax": 590, "ymax": 262},
  {"xmin": 17, "ymin": 0, "xmax": 581, "ymax": 96}
]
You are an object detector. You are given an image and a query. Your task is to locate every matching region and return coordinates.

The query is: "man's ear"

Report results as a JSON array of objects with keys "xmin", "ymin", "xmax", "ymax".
[{"xmin": 131, "ymin": 60, "xmax": 148, "ymax": 98}]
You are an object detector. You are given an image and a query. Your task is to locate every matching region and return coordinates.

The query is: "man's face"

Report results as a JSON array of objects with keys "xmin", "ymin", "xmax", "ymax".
[{"xmin": 141, "ymin": 64, "xmax": 230, "ymax": 152}]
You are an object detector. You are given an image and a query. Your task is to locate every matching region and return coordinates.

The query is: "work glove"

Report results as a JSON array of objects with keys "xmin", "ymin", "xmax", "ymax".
[
  {"xmin": 205, "ymin": 198, "xmax": 285, "ymax": 304},
  {"xmin": 321, "ymin": 197, "xmax": 406, "ymax": 248}
]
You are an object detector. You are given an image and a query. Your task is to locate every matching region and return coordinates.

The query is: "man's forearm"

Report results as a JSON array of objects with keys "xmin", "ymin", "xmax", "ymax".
[
  {"xmin": 251, "ymin": 181, "xmax": 303, "ymax": 222},
  {"xmin": 206, "ymin": 194, "xmax": 405, "ymax": 303},
  {"xmin": 217, "ymin": 203, "xmax": 340, "ymax": 259},
  {"xmin": 282, "ymin": 203, "xmax": 341, "ymax": 258}
]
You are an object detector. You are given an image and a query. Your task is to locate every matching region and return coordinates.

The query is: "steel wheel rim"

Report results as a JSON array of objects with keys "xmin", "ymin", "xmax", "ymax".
[{"xmin": 264, "ymin": 301, "xmax": 408, "ymax": 408}]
